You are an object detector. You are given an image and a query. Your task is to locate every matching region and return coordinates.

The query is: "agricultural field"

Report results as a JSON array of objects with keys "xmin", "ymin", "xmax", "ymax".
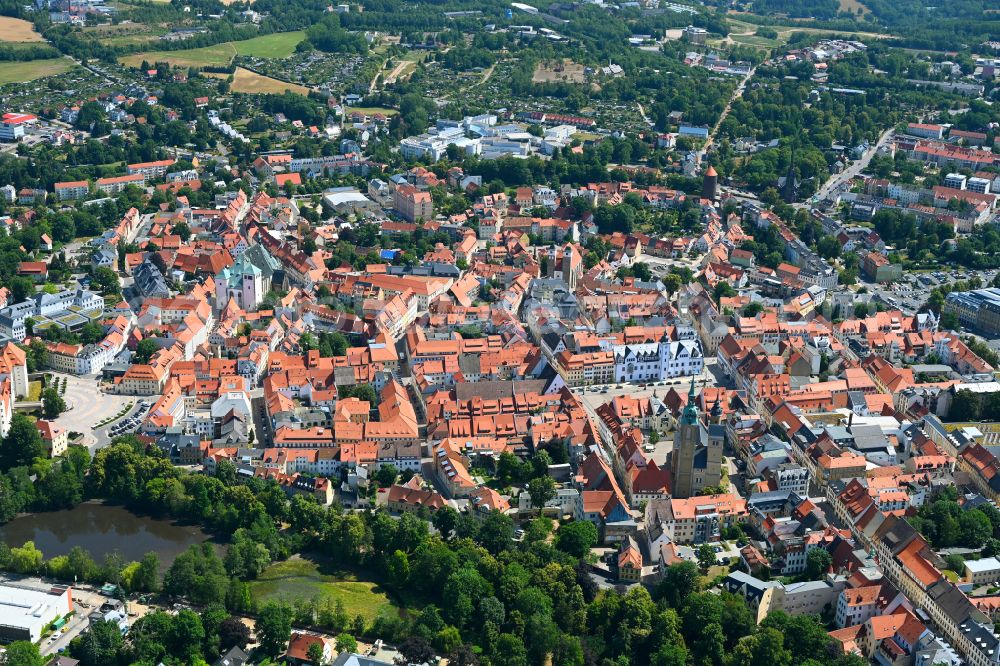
[
  {"xmin": 120, "ymin": 31, "xmax": 305, "ymax": 69},
  {"xmin": 0, "ymin": 58, "xmax": 73, "ymax": 85},
  {"xmin": 249, "ymin": 557, "xmax": 404, "ymax": 623},
  {"xmin": 0, "ymin": 17, "xmax": 45, "ymax": 42},
  {"xmin": 229, "ymin": 67, "xmax": 310, "ymax": 95},
  {"xmin": 532, "ymin": 59, "xmax": 587, "ymax": 84}
]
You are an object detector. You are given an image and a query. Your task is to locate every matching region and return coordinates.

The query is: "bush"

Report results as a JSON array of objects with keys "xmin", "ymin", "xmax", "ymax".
[{"xmin": 945, "ymin": 553, "xmax": 965, "ymax": 574}]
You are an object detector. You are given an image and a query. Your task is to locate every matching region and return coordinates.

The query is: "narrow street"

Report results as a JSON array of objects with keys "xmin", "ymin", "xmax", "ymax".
[
  {"xmin": 250, "ymin": 390, "xmax": 273, "ymax": 447},
  {"xmin": 700, "ymin": 66, "xmax": 756, "ymax": 160},
  {"xmin": 637, "ymin": 102, "xmax": 653, "ymax": 128}
]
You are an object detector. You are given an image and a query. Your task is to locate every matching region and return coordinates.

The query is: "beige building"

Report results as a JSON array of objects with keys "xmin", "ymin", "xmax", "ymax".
[
  {"xmin": 394, "ymin": 184, "xmax": 434, "ymax": 223},
  {"xmin": 964, "ymin": 558, "xmax": 1000, "ymax": 585},
  {"xmin": 37, "ymin": 420, "xmax": 68, "ymax": 457}
]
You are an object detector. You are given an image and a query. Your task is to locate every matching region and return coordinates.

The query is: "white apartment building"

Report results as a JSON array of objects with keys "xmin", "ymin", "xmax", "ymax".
[{"xmin": 126, "ymin": 159, "xmax": 175, "ymax": 179}]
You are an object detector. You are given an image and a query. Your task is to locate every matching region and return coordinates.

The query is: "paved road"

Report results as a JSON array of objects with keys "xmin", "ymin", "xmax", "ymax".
[
  {"xmin": 250, "ymin": 389, "xmax": 272, "ymax": 447},
  {"xmin": 41, "ymin": 605, "xmax": 89, "ymax": 657},
  {"xmin": 799, "ymin": 127, "xmax": 895, "ymax": 208},
  {"xmin": 701, "ymin": 66, "xmax": 756, "ymax": 161}
]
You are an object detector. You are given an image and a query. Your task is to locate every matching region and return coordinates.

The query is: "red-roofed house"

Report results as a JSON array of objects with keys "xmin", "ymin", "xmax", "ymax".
[
  {"xmin": 284, "ymin": 632, "xmax": 330, "ymax": 665},
  {"xmin": 275, "ymin": 173, "xmax": 302, "ymax": 188},
  {"xmin": 37, "ymin": 420, "xmax": 68, "ymax": 457}
]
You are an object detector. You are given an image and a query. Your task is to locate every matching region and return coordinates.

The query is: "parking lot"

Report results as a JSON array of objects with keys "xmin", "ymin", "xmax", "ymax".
[
  {"xmin": 101, "ymin": 399, "xmax": 152, "ymax": 444},
  {"xmin": 50, "ymin": 373, "xmax": 147, "ymax": 451},
  {"xmin": 866, "ymin": 268, "xmax": 998, "ymax": 315}
]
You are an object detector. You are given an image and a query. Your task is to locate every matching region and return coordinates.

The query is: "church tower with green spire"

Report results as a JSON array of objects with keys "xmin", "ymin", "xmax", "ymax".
[
  {"xmin": 680, "ymin": 377, "xmax": 699, "ymax": 426},
  {"xmin": 670, "ymin": 378, "xmax": 724, "ymax": 498}
]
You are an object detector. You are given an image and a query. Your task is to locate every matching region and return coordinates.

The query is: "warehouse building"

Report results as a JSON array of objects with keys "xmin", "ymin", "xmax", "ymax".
[{"xmin": 0, "ymin": 583, "xmax": 73, "ymax": 643}]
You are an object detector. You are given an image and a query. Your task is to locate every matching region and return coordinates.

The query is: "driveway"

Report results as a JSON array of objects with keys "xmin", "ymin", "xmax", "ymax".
[{"xmin": 41, "ymin": 605, "xmax": 89, "ymax": 657}]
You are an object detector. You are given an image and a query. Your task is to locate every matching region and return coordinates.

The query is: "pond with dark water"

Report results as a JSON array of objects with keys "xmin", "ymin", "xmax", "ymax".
[{"xmin": 0, "ymin": 502, "xmax": 216, "ymax": 571}]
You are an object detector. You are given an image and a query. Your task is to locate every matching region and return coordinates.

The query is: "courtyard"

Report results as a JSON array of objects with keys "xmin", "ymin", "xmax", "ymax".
[{"xmin": 45, "ymin": 373, "xmax": 140, "ymax": 450}]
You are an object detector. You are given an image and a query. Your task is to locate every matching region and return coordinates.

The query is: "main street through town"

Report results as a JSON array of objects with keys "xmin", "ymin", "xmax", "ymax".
[{"xmin": 799, "ymin": 126, "xmax": 896, "ymax": 208}]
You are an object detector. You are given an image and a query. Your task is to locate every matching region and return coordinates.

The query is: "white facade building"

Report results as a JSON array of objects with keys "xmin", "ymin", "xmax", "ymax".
[
  {"xmin": 0, "ymin": 289, "xmax": 104, "ymax": 341},
  {"xmin": 400, "ymin": 127, "xmax": 481, "ymax": 161},
  {"xmin": 0, "ymin": 583, "xmax": 72, "ymax": 642},
  {"xmin": 611, "ymin": 338, "xmax": 704, "ymax": 383}
]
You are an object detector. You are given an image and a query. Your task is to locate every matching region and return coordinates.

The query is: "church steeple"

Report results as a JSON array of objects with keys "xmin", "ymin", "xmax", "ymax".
[
  {"xmin": 672, "ymin": 374, "xmax": 721, "ymax": 498},
  {"xmin": 681, "ymin": 377, "xmax": 699, "ymax": 425},
  {"xmin": 710, "ymin": 395, "xmax": 723, "ymax": 425}
]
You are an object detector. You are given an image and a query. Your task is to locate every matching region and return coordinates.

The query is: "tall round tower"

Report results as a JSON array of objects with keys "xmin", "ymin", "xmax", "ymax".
[{"xmin": 702, "ymin": 165, "xmax": 718, "ymax": 201}]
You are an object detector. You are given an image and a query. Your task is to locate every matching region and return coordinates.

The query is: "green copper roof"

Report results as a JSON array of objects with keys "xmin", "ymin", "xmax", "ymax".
[{"xmin": 681, "ymin": 377, "xmax": 698, "ymax": 425}]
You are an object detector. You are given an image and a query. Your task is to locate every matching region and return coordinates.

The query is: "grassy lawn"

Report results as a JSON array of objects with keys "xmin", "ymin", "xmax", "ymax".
[
  {"xmin": 100, "ymin": 32, "xmax": 167, "ymax": 48},
  {"xmin": 773, "ymin": 25, "xmax": 892, "ymax": 41},
  {"xmin": 121, "ymin": 31, "xmax": 304, "ymax": 69},
  {"xmin": 26, "ymin": 381, "xmax": 41, "ymax": 402},
  {"xmin": 838, "ymin": 0, "xmax": 870, "ymax": 16},
  {"xmin": 233, "ymin": 31, "xmax": 304, "ymax": 58},
  {"xmin": 731, "ymin": 34, "xmax": 781, "ymax": 49},
  {"xmin": 943, "ymin": 569, "xmax": 960, "ymax": 583},
  {"xmin": 726, "ymin": 19, "xmax": 759, "ymax": 34},
  {"xmin": 121, "ymin": 43, "xmax": 237, "ymax": 69},
  {"xmin": 699, "ymin": 564, "xmax": 730, "ymax": 588},
  {"xmin": 0, "ymin": 58, "xmax": 73, "ymax": 85},
  {"xmin": 250, "ymin": 557, "xmax": 404, "ymax": 622}
]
